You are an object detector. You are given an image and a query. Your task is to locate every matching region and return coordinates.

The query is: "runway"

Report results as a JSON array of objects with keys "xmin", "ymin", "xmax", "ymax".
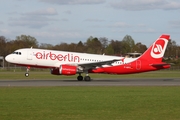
[{"xmin": 0, "ymin": 78, "xmax": 180, "ymax": 86}]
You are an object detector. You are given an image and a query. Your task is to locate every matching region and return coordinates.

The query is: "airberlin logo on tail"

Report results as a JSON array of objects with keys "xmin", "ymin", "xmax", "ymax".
[
  {"xmin": 151, "ymin": 38, "xmax": 168, "ymax": 58},
  {"xmin": 154, "ymin": 44, "xmax": 163, "ymax": 53}
]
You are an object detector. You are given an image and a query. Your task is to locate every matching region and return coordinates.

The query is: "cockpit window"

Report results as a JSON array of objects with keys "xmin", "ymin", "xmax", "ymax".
[{"xmin": 12, "ymin": 52, "xmax": 22, "ymax": 55}]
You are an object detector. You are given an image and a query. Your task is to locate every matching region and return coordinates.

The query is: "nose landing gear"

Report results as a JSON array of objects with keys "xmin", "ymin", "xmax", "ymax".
[{"xmin": 25, "ymin": 66, "xmax": 30, "ymax": 77}]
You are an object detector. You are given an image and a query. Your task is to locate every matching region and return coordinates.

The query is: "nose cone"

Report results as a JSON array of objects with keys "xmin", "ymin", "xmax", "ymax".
[{"xmin": 5, "ymin": 55, "xmax": 13, "ymax": 63}]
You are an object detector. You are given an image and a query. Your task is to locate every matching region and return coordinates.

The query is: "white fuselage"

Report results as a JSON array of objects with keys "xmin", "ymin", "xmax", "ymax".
[{"xmin": 6, "ymin": 48, "xmax": 137, "ymax": 68}]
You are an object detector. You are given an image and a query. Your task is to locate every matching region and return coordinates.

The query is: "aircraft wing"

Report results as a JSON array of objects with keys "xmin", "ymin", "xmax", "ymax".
[{"xmin": 78, "ymin": 59, "xmax": 121, "ymax": 69}]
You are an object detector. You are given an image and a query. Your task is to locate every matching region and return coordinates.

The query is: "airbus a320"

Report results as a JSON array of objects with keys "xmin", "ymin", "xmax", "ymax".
[{"xmin": 5, "ymin": 34, "xmax": 171, "ymax": 81}]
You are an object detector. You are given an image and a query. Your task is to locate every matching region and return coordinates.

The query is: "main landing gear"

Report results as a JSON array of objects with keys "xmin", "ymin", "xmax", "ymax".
[
  {"xmin": 77, "ymin": 73, "xmax": 91, "ymax": 81},
  {"xmin": 25, "ymin": 66, "xmax": 30, "ymax": 77}
]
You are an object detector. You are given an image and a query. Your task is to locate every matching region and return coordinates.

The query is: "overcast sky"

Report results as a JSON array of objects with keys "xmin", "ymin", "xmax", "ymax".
[{"xmin": 0, "ymin": 0, "xmax": 180, "ymax": 46}]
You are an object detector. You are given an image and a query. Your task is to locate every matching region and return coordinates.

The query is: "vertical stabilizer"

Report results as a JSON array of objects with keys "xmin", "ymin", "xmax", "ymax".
[{"xmin": 139, "ymin": 34, "xmax": 170, "ymax": 63}]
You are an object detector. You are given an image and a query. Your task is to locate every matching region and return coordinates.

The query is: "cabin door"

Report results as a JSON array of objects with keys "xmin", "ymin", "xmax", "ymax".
[
  {"xmin": 136, "ymin": 60, "xmax": 141, "ymax": 70},
  {"xmin": 27, "ymin": 50, "xmax": 33, "ymax": 60}
]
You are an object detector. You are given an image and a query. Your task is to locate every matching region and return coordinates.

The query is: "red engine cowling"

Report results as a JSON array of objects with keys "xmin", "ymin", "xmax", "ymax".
[{"xmin": 51, "ymin": 65, "xmax": 77, "ymax": 75}]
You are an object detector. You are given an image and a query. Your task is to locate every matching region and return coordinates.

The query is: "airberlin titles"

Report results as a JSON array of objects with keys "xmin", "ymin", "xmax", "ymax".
[
  {"xmin": 35, "ymin": 51, "xmax": 80, "ymax": 62},
  {"xmin": 34, "ymin": 51, "xmax": 125, "ymax": 64}
]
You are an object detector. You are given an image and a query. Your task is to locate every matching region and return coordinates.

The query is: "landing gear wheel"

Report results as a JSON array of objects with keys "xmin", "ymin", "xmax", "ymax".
[
  {"xmin": 77, "ymin": 76, "xmax": 83, "ymax": 81},
  {"xmin": 25, "ymin": 66, "xmax": 30, "ymax": 77},
  {"xmin": 25, "ymin": 73, "xmax": 29, "ymax": 77},
  {"xmin": 84, "ymin": 76, "xmax": 91, "ymax": 81}
]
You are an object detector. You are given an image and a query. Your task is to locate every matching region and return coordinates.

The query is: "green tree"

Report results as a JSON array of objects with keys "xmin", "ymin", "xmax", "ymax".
[
  {"xmin": 39, "ymin": 43, "xmax": 54, "ymax": 49},
  {"xmin": 121, "ymin": 35, "xmax": 135, "ymax": 53},
  {"xmin": 165, "ymin": 39, "xmax": 177, "ymax": 58},
  {"xmin": 68, "ymin": 43, "xmax": 77, "ymax": 52},
  {"xmin": 76, "ymin": 41, "xmax": 85, "ymax": 52},
  {"xmin": 85, "ymin": 36, "xmax": 102, "ymax": 54},
  {"xmin": 99, "ymin": 37, "xmax": 109, "ymax": 54},
  {"xmin": 109, "ymin": 40, "xmax": 122, "ymax": 55},
  {"xmin": 104, "ymin": 44, "xmax": 114, "ymax": 55},
  {"xmin": 16, "ymin": 35, "xmax": 39, "ymax": 48},
  {"xmin": 134, "ymin": 42, "xmax": 147, "ymax": 53},
  {"xmin": 54, "ymin": 43, "xmax": 69, "ymax": 51},
  {"xmin": 0, "ymin": 36, "xmax": 7, "ymax": 57}
]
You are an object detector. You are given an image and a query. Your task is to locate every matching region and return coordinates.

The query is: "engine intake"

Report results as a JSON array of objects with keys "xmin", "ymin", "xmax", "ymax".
[{"xmin": 51, "ymin": 65, "xmax": 77, "ymax": 75}]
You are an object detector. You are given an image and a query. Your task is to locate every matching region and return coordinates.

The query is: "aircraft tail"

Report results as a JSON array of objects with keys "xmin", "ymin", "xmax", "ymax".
[{"xmin": 138, "ymin": 34, "xmax": 170, "ymax": 63}]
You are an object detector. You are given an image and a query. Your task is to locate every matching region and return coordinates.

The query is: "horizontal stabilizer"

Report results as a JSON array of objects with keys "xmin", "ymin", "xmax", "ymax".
[{"xmin": 150, "ymin": 63, "xmax": 170, "ymax": 67}]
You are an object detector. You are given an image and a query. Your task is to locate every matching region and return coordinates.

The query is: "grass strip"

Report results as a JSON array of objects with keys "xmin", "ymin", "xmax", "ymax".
[{"xmin": 0, "ymin": 86, "xmax": 180, "ymax": 120}]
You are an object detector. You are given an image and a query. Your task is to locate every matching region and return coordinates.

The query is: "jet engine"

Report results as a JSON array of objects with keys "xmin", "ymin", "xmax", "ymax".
[{"xmin": 51, "ymin": 65, "xmax": 77, "ymax": 75}]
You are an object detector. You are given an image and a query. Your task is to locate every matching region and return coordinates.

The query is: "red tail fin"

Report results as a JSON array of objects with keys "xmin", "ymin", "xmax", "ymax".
[{"xmin": 139, "ymin": 34, "xmax": 170, "ymax": 63}]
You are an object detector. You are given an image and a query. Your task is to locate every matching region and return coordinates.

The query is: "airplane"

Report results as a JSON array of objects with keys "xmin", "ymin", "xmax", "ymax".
[{"xmin": 5, "ymin": 34, "xmax": 171, "ymax": 81}]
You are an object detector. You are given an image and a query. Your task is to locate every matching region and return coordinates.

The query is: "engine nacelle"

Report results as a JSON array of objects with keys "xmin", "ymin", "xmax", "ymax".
[{"xmin": 51, "ymin": 65, "xmax": 77, "ymax": 75}]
